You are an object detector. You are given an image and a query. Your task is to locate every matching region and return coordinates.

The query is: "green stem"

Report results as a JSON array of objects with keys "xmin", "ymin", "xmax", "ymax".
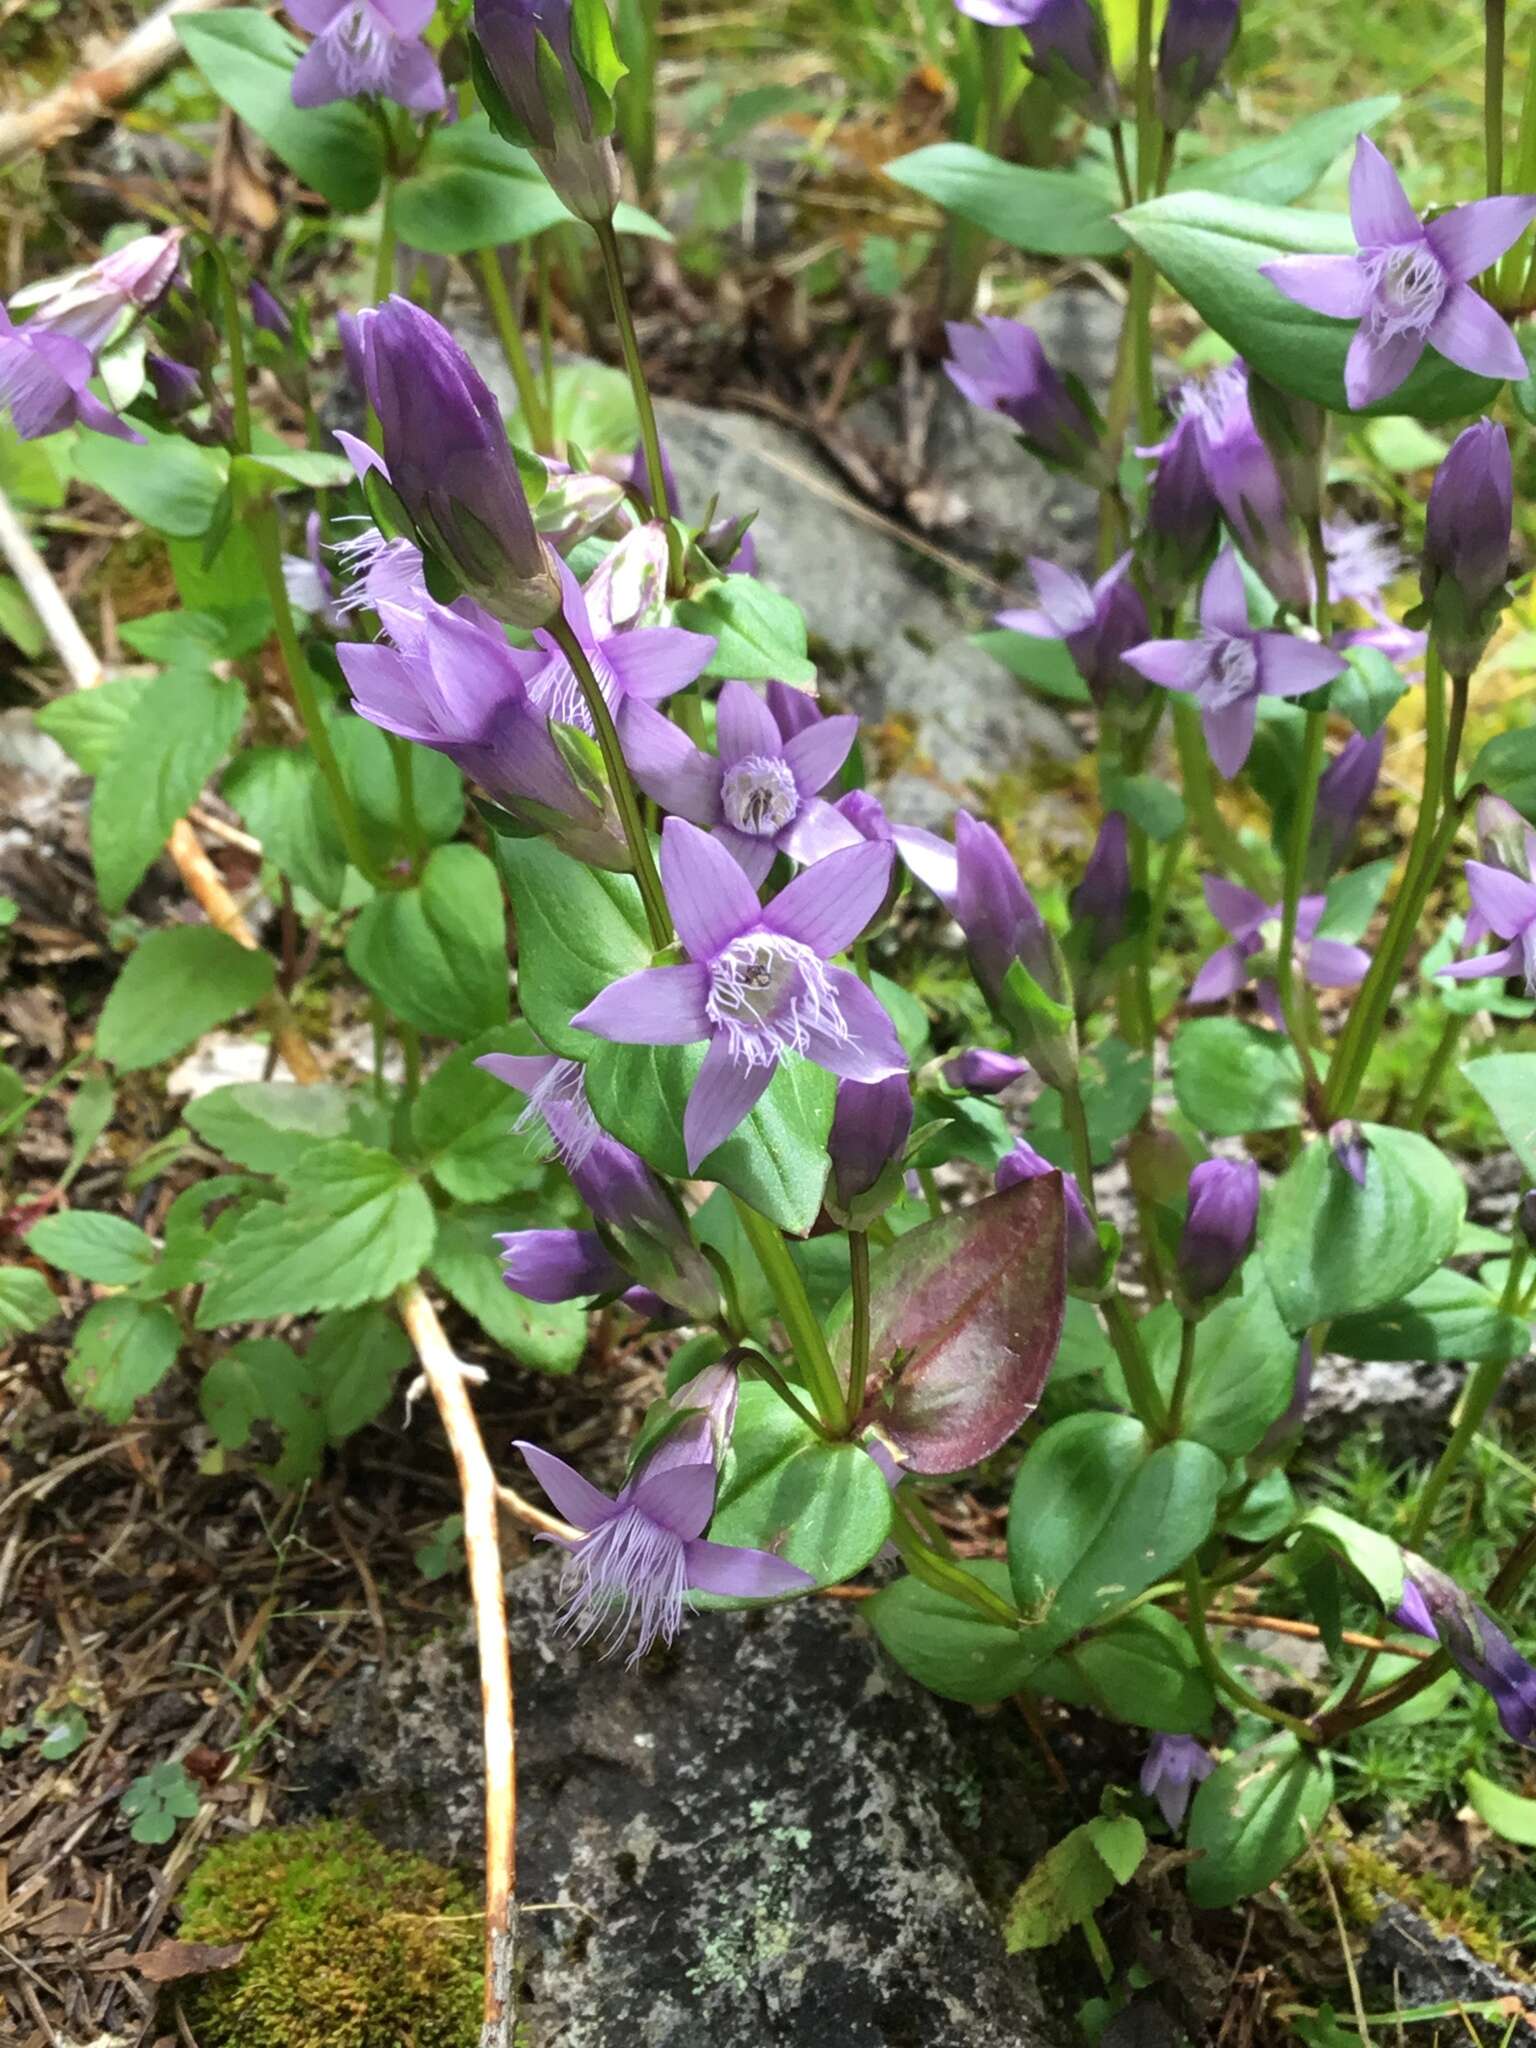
[
  {"xmin": 474, "ymin": 248, "xmax": 553, "ymax": 454},
  {"xmin": 1407, "ymin": 1353, "xmax": 1515, "ymax": 1550},
  {"xmin": 1406, "ymin": 1012, "xmax": 1464, "ymax": 1130},
  {"xmin": 1487, "ymin": 0, "xmax": 1507, "ymax": 200},
  {"xmin": 1127, "ymin": 0, "xmax": 1160, "ymax": 439},
  {"xmin": 250, "ymin": 501, "xmax": 383, "ymax": 886},
  {"xmin": 1277, "ymin": 523, "xmax": 1333, "ymax": 1037},
  {"xmin": 593, "ymin": 219, "xmax": 672, "ymax": 524},
  {"xmin": 399, "ymin": 1020, "xmax": 422, "ymax": 1103},
  {"xmin": 889, "ymin": 1509, "xmax": 1023, "ymax": 1626},
  {"xmin": 1060, "ymin": 1081, "xmax": 1097, "ymax": 1214},
  {"xmin": 546, "ymin": 611, "xmax": 671, "ymax": 948},
  {"xmin": 536, "ymin": 237, "xmax": 558, "ymax": 431},
  {"xmin": 942, "ymin": 22, "xmax": 1009, "ymax": 317},
  {"xmin": 738, "ymin": 1344, "xmax": 830, "ymax": 1439},
  {"xmin": 385, "ymin": 733, "xmax": 426, "ymax": 869},
  {"xmin": 1125, "ymin": 816, "xmax": 1157, "ymax": 1049},
  {"xmin": 1498, "ymin": 42, "xmax": 1536, "ymax": 300},
  {"xmin": 1109, "ymin": 124, "xmax": 1135, "ymax": 208},
  {"xmin": 374, "ymin": 169, "xmax": 399, "ymax": 304},
  {"xmin": 730, "ymin": 1196, "xmax": 845, "ymax": 1430},
  {"xmin": 918, "ymin": 1166, "xmax": 943, "ymax": 1221},
  {"xmin": 846, "ymin": 1231, "xmax": 873, "ymax": 1427},
  {"xmin": 1172, "ymin": 699, "xmax": 1270, "ymax": 894},
  {"xmin": 1181, "ymin": 1564, "xmax": 1320, "ymax": 1742},
  {"xmin": 1442, "ymin": 673, "xmax": 1470, "ymax": 816},
  {"xmin": 1103, "ymin": 1292, "xmax": 1170, "ymax": 1437},
  {"xmin": 213, "ymin": 251, "xmax": 252, "ymax": 455},
  {"xmin": 1167, "ymin": 1315, "xmax": 1199, "ymax": 1435}
]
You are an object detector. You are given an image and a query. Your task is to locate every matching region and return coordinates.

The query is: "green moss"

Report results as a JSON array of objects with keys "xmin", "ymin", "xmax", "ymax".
[
  {"xmin": 1284, "ymin": 1827, "xmax": 1512, "ymax": 1972},
  {"xmin": 177, "ymin": 1820, "xmax": 482, "ymax": 2048}
]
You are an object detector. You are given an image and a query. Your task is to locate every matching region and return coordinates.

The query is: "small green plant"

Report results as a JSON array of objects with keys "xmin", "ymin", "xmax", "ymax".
[
  {"xmin": 121, "ymin": 1759, "xmax": 201, "ymax": 1844},
  {"xmin": 177, "ymin": 1820, "xmax": 483, "ymax": 2048}
]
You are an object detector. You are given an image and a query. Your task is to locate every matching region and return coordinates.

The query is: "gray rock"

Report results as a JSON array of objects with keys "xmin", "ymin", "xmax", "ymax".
[
  {"xmin": 301, "ymin": 1553, "xmax": 1067, "ymax": 2048},
  {"xmin": 1363, "ymin": 1901, "xmax": 1534, "ymax": 2042}
]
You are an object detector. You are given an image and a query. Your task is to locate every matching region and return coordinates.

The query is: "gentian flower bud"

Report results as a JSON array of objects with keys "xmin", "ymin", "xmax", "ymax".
[
  {"xmin": 146, "ymin": 353, "xmax": 200, "ymax": 418},
  {"xmin": 1182, "ymin": 364, "xmax": 1310, "ymax": 611},
  {"xmin": 1141, "ymin": 407, "xmax": 1219, "ymax": 606},
  {"xmin": 1069, "ymin": 812, "xmax": 1131, "ymax": 964},
  {"xmin": 943, "ymin": 316, "xmax": 1107, "ymax": 481},
  {"xmin": 953, "ymin": 812, "xmax": 1077, "ymax": 1089},
  {"xmin": 1307, "ymin": 729, "xmax": 1383, "ymax": 885},
  {"xmin": 1246, "ymin": 371, "xmax": 1328, "ymax": 529},
  {"xmin": 997, "ymin": 1139, "xmax": 1103, "ymax": 1290},
  {"xmin": 827, "ymin": 1073, "xmax": 914, "ymax": 1226},
  {"xmin": 349, "ymin": 296, "xmax": 561, "ymax": 627},
  {"xmin": 1019, "ymin": 0, "xmax": 1119, "ymax": 126},
  {"xmin": 10, "ymin": 227, "xmax": 184, "ymax": 354},
  {"xmin": 1155, "ymin": 0, "xmax": 1239, "ymax": 131},
  {"xmin": 1328, "ymin": 1119, "xmax": 1370, "ymax": 1188},
  {"xmin": 1420, "ymin": 419, "xmax": 1513, "ymax": 678},
  {"xmin": 1177, "ymin": 1157, "xmax": 1259, "ymax": 1304},
  {"xmin": 248, "ymin": 279, "xmax": 293, "ymax": 343},
  {"xmin": 1395, "ymin": 1554, "xmax": 1536, "ymax": 1747},
  {"xmin": 941, "ymin": 1049, "xmax": 1030, "ymax": 1094},
  {"xmin": 1139, "ymin": 1733, "xmax": 1215, "ymax": 1828},
  {"xmin": 472, "ymin": 0, "xmax": 623, "ymax": 224}
]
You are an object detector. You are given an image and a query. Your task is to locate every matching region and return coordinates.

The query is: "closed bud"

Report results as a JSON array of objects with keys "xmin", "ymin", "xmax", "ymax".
[
  {"xmin": 1020, "ymin": 0, "xmax": 1119, "ymax": 126},
  {"xmin": 1328, "ymin": 1119, "xmax": 1370, "ymax": 1188},
  {"xmin": 996, "ymin": 1140, "xmax": 1104, "ymax": 1290},
  {"xmin": 1141, "ymin": 408, "xmax": 1219, "ymax": 606},
  {"xmin": 827, "ymin": 1074, "xmax": 913, "ymax": 1227},
  {"xmin": 1308, "ymin": 730, "xmax": 1383, "ymax": 884},
  {"xmin": 1476, "ymin": 795, "xmax": 1535, "ymax": 878},
  {"xmin": 944, "ymin": 317, "xmax": 1108, "ymax": 482},
  {"xmin": 1422, "ymin": 420, "xmax": 1513, "ymax": 678},
  {"xmin": 146, "ymin": 353, "xmax": 200, "ymax": 418},
  {"xmin": 1177, "ymin": 1156, "xmax": 1259, "ymax": 1304},
  {"xmin": 472, "ymin": 0, "xmax": 623, "ymax": 224},
  {"xmin": 1070, "ymin": 812, "xmax": 1131, "ymax": 963},
  {"xmin": 953, "ymin": 811, "xmax": 1077, "ymax": 1089},
  {"xmin": 248, "ymin": 279, "xmax": 293, "ymax": 345},
  {"xmin": 1155, "ymin": 0, "xmax": 1239, "ymax": 132},
  {"xmin": 941, "ymin": 1048, "xmax": 1030, "ymax": 1095}
]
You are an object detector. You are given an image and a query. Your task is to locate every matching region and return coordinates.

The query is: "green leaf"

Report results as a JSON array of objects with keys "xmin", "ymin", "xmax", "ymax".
[
  {"xmin": 1461, "ymin": 1052, "xmax": 1536, "ymax": 1178},
  {"xmin": 65, "ymin": 1297, "xmax": 181, "ymax": 1422},
  {"xmin": 183, "ymin": 1081, "xmax": 368, "ymax": 1175},
  {"xmin": 1118, "ymin": 193, "xmax": 1501, "ymax": 422},
  {"xmin": 673, "ymin": 575, "xmax": 816, "ymax": 686},
  {"xmin": 1329, "ymin": 1268, "xmax": 1530, "ymax": 1365},
  {"xmin": 71, "ymin": 427, "xmax": 227, "ymax": 536},
  {"xmin": 1362, "ymin": 414, "xmax": 1447, "ymax": 473},
  {"xmin": 1102, "ymin": 770, "xmax": 1185, "ymax": 842},
  {"xmin": 233, "ymin": 447, "xmax": 355, "ymax": 491},
  {"xmin": 1262, "ymin": 1124, "xmax": 1465, "ymax": 1330},
  {"xmin": 1330, "ymin": 644, "xmax": 1409, "ymax": 736},
  {"xmin": 176, "ymin": 9, "xmax": 384, "ymax": 211},
  {"xmin": 1028, "ymin": 1035, "xmax": 1152, "ymax": 1167},
  {"xmin": 1298, "ymin": 1504, "xmax": 1406, "ymax": 1610},
  {"xmin": 64, "ymin": 1073, "xmax": 115, "ymax": 1191},
  {"xmin": 705, "ymin": 1380, "xmax": 893, "ymax": 1593},
  {"xmin": 307, "ymin": 1305, "xmax": 411, "ymax": 1440},
  {"xmin": 1185, "ymin": 1735, "xmax": 1334, "ymax": 1908},
  {"xmin": 195, "ymin": 1142, "xmax": 436, "ymax": 1326},
  {"xmin": 585, "ymin": 1040, "xmax": 835, "ymax": 1236},
  {"xmin": 91, "ymin": 668, "xmax": 245, "ymax": 912},
  {"xmin": 413, "ymin": 1027, "xmax": 547, "ymax": 1203},
  {"xmin": 0, "ymin": 1266, "xmax": 58, "ymax": 1337},
  {"xmin": 97, "ymin": 927, "xmax": 276, "ymax": 1070},
  {"xmin": 35, "ymin": 675, "xmax": 151, "ymax": 776},
  {"xmin": 167, "ymin": 527, "xmax": 272, "ymax": 654},
  {"xmin": 223, "ymin": 745, "xmax": 348, "ymax": 908},
  {"xmin": 28, "ymin": 1211, "xmax": 158, "ymax": 1288},
  {"xmin": 1026, "ymin": 1605, "xmax": 1214, "ymax": 1733},
  {"xmin": 0, "ymin": 575, "xmax": 44, "ymax": 656},
  {"xmin": 868, "ymin": 1560, "xmax": 1037, "ymax": 1704},
  {"xmin": 973, "ymin": 628, "xmax": 1090, "ymax": 703},
  {"xmin": 1316, "ymin": 858, "xmax": 1393, "ymax": 942},
  {"xmin": 199, "ymin": 1334, "xmax": 326, "ymax": 1481},
  {"xmin": 1126, "ymin": 1283, "xmax": 1300, "ymax": 1458},
  {"xmin": 1007, "ymin": 1413, "xmax": 1226, "ymax": 1660},
  {"xmin": 415, "ymin": 1514, "xmax": 466, "ymax": 1581},
  {"xmin": 334, "ymin": 715, "xmax": 465, "ymax": 858},
  {"xmin": 1464, "ymin": 1768, "xmax": 1536, "ymax": 1848},
  {"xmin": 118, "ymin": 610, "xmax": 234, "ymax": 665},
  {"xmin": 430, "ymin": 1206, "xmax": 590, "ymax": 1373},
  {"xmin": 494, "ymin": 836, "xmax": 651, "ymax": 1058},
  {"xmin": 1003, "ymin": 1815, "xmax": 1146, "ymax": 1951},
  {"xmin": 120, "ymin": 1760, "xmax": 200, "ymax": 1845},
  {"xmin": 38, "ymin": 1705, "xmax": 90, "ymax": 1760},
  {"xmin": 1171, "ymin": 1017, "xmax": 1304, "ymax": 1135},
  {"xmin": 885, "ymin": 145, "xmax": 1122, "ymax": 260},
  {"xmin": 346, "ymin": 843, "xmax": 509, "ymax": 1039},
  {"xmin": 1166, "ymin": 95, "xmax": 1399, "ymax": 207}
]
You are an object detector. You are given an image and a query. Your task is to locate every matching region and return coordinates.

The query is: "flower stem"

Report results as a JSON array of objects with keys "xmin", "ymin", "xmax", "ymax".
[
  {"xmin": 250, "ymin": 500, "xmax": 383, "ymax": 888},
  {"xmin": 1406, "ymin": 1011, "xmax": 1464, "ymax": 1130},
  {"xmin": 212, "ymin": 248, "xmax": 252, "ymax": 456},
  {"xmin": 593, "ymin": 219, "xmax": 672, "ymax": 524},
  {"xmin": 730, "ymin": 1196, "xmax": 845, "ymax": 1431},
  {"xmin": 1486, "ymin": 0, "xmax": 1507, "ymax": 200},
  {"xmin": 1167, "ymin": 1314, "xmax": 1199, "ymax": 1435},
  {"xmin": 1498, "ymin": 44, "xmax": 1536, "ymax": 300},
  {"xmin": 1181, "ymin": 1563, "xmax": 1320, "ymax": 1742},
  {"xmin": 1103, "ymin": 1291, "xmax": 1170, "ymax": 1438},
  {"xmin": 846, "ymin": 1230, "xmax": 873, "ymax": 1428},
  {"xmin": 546, "ymin": 610, "xmax": 671, "ymax": 948},
  {"xmin": 374, "ymin": 168, "xmax": 399, "ymax": 304},
  {"xmin": 889, "ymin": 1507, "xmax": 1023, "ymax": 1627},
  {"xmin": 1277, "ymin": 524, "xmax": 1333, "ymax": 1040},
  {"xmin": 474, "ymin": 247, "xmax": 554, "ymax": 455}
]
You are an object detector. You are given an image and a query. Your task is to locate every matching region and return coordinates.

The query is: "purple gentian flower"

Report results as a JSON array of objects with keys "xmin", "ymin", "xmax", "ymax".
[
  {"xmin": 473, "ymin": 0, "xmax": 620, "ymax": 222},
  {"xmin": 1329, "ymin": 1119, "xmax": 1371, "ymax": 1187},
  {"xmin": 1519, "ymin": 1190, "xmax": 1536, "ymax": 1251},
  {"xmin": 1309, "ymin": 730, "xmax": 1383, "ymax": 882},
  {"xmin": 1437, "ymin": 862, "xmax": 1536, "ymax": 991},
  {"xmin": 1258, "ymin": 1336, "xmax": 1314, "ymax": 1454},
  {"xmin": 1141, "ymin": 405, "xmax": 1220, "ymax": 605},
  {"xmin": 282, "ymin": 510, "xmax": 344, "ymax": 628},
  {"xmin": 0, "ymin": 305, "xmax": 139, "ymax": 442},
  {"xmin": 146, "ymin": 352, "xmax": 200, "ymax": 417},
  {"xmin": 1261, "ymin": 136, "xmax": 1536, "ymax": 408},
  {"xmin": 627, "ymin": 678, "xmax": 862, "ymax": 884},
  {"xmin": 942, "ymin": 1049, "xmax": 1030, "ymax": 1094},
  {"xmin": 1124, "ymin": 550, "xmax": 1345, "ymax": 778},
  {"xmin": 9, "ymin": 229, "xmax": 183, "ymax": 355},
  {"xmin": 950, "ymin": 811, "xmax": 1053, "ymax": 1010},
  {"xmin": 1178, "ymin": 1157, "xmax": 1260, "ymax": 1302},
  {"xmin": 1018, "ymin": 0, "xmax": 1118, "ymax": 123},
  {"xmin": 1473, "ymin": 794, "xmax": 1536, "ymax": 893},
  {"xmin": 498, "ymin": 1227, "xmax": 629, "ymax": 1303},
  {"xmin": 1421, "ymin": 420, "xmax": 1514, "ymax": 677},
  {"xmin": 248, "ymin": 279, "xmax": 293, "ymax": 343},
  {"xmin": 1155, "ymin": 0, "xmax": 1238, "ymax": 132},
  {"xmin": 943, "ymin": 316, "xmax": 1103, "ymax": 476},
  {"xmin": 952, "ymin": 0, "xmax": 1035, "ymax": 17},
  {"xmin": 997, "ymin": 554, "xmax": 1150, "ymax": 709},
  {"xmin": 1177, "ymin": 365, "xmax": 1310, "ymax": 610},
  {"xmin": 482, "ymin": 1048, "xmax": 718, "ymax": 1318},
  {"xmin": 1192, "ymin": 875, "xmax": 1370, "ymax": 1022},
  {"xmin": 1069, "ymin": 812, "xmax": 1132, "ymax": 961},
  {"xmin": 1140, "ymin": 1734, "xmax": 1215, "ymax": 1828},
  {"xmin": 516, "ymin": 1418, "xmax": 815, "ymax": 1662},
  {"xmin": 997, "ymin": 1139, "xmax": 1100, "ymax": 1289},
  {"xmin": 346, "ymin": 298, "xmax": 559, "ymax": 626},
  {"xmin": 288, "ymin": 0, "xmax": 447, "ymax": 113},
  {"xmin": 833, "ymin": 789, "xmax": 961, "ymax": 906},
  {"xmin": 1322, "ymin": 515, "xmax": 1425, "ymax": 666},
  {"xmin": 1394, "ymin": 1554, "xmax": 1536, "ymax": 1747},
  {"xmin": 829, "ymin": 1073, "xmax": 914, "ymax": 1214},
  {"xmin": 571, "ymin": 820, "xmax": 905, "ymax": 1170}
]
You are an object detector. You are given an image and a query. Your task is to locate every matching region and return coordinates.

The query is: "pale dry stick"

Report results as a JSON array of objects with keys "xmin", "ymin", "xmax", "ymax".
[
  {"xmin": 3, "ymin": 478, "xmax": 520, "ymax": 2047},
  {"xmin": 0, "ymin": 0, "xmax": 223, "ymax": 169}
]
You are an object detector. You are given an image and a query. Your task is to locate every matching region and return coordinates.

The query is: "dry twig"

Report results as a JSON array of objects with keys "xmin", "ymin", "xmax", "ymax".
[{"xmin": 0, "ymin": 0, "xmax": 223, "ymax": 170}]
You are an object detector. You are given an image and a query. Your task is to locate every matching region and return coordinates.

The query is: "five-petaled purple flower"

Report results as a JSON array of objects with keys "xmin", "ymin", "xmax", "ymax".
[
  {"xmin": 1192, "ymin": 875, "xmax": 1370, "ymax": 1024},
  {"xmin": 517, "ymin": 1418, "xmax": 814, "ymax": 1663},
  {"xmin": 1125, "ymin": 550, "xmax": 1345, "ymax": 778},
  {"xmin": 997, "ymin": 554, "xmax": 1150, "ymax": 709},
  {"xmin": 1437, "ymin": 861, "xmax": 1536, "ymax": 992},
  {"xmin": 572, "ymin": 820, "xmax": 905, "ymax": 1170},
  {"xmin": 1395, "ymin": 1554, "xmax": 1536, "ymax": 1747},
  {"xmin": 512, "ymin": 557, "xmax": 716, "ymax": 744},
  {"xmin": 1140, "ymin": 1734, "xmax": 1214, "ymax": 1828},
  {"xmin": 288, "ymin": 0, "xmax": 448, "ymax": 113},
  {"xmin": 0, "ymin": 305, "xmax": 139, "ymax": 442},
  {"xmin": 943, "ymin": 316, "xmax": 1104, "ymax": 477},
  {"xmin": 1262, "ymin": 135, "xmax": 1536, "ymax": 408},
  {"xmin": 627, "ymin": 678, "xmax": 863, "ymax": 885},
  {"xmin": 9, "ymin": 229, "xmax": 183, "ymax": 356}
]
